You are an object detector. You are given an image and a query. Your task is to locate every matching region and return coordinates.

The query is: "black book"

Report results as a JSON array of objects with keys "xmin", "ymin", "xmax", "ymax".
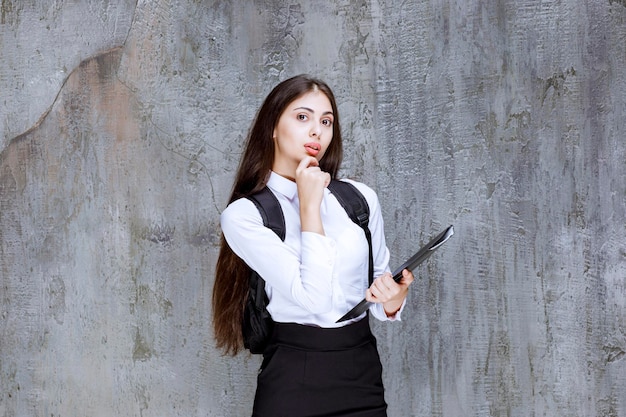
[{"xmin": 336, "ymin": 225, "xmax": 455, "ymax": 323}]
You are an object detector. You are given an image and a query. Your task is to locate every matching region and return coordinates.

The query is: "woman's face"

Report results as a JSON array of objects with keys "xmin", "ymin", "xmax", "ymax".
[{"xmin": 272, "ymin": 90, "xmax": 334, "ymax": 178}]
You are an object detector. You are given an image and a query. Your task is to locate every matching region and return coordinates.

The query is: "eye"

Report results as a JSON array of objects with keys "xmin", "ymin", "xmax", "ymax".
[
  {"xmin": 297, "ymin": 113, "xmax": 308, "ymax": 121},
  {"xmin": 322, "ymin": 118, "xmax": 333, "ymax": 127}
]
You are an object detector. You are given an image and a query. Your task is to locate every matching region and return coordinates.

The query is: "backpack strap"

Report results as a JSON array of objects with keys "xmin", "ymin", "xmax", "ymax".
[
  {"xmin": 246, "ymin": 187, "xmax": 285, "ymax": 312},
  {"xmin": 327, "ymin": 180, "xmax": 373, "ymax": 286},
  {"xmin": 247, "ymin": 187, "xmax": 286, "ymax": 241}
]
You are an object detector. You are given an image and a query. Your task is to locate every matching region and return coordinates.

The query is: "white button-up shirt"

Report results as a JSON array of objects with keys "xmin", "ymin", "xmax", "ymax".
[{"xmin": 221, "ymin": 172, "xmax": 404, "ymax": 327}]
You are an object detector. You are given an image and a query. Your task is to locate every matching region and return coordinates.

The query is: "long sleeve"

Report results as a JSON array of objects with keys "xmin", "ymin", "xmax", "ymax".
[
  {"xmin": 344, "ymin": 180, "xmax": 406, "ymax": 322},
  {"xmin": 221, "ymin": 198, "xmax": 337, "ymax": 314}
]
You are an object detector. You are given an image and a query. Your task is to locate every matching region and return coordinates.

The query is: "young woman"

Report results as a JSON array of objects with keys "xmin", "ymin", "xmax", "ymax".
[{"xmin": 212, "ymin": 75, "xmax": 414, "ymax": 417}]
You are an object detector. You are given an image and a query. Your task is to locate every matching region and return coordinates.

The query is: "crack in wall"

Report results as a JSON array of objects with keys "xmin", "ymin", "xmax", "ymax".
[{"xmin": 5, "ymin": 0, "xmax": 139, "ymax": 147}]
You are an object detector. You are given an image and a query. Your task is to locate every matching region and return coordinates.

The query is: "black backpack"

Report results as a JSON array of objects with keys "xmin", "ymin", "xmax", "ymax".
[{"xmin": 243, "ymin": 179, "xmax": 373, "ymax": 353}]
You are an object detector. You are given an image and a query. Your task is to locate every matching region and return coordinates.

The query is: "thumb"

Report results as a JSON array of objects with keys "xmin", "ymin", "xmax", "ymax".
[{"xmin": 400, "ymin": 269, "xmax": 414, "ymax": 286}]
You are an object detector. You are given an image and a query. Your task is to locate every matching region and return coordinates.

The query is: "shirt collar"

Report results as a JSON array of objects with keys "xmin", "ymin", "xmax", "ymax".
[{"xmin": 267, "ymin": 171, "xmax": 298, "ymax": 201}]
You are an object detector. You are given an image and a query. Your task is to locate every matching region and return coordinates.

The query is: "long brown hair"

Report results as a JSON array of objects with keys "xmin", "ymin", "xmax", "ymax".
[{"xmin": 212, "ymin": 75, "xmax": 343, "ymax": 355}]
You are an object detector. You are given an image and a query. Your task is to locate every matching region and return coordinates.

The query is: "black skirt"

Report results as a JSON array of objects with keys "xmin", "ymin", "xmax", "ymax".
[{"xmin": 252, "ymin": 317, "xmax": 387, "ymax": 417}]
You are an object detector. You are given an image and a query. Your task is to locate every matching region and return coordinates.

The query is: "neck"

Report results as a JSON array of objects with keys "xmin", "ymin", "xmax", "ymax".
[
  {"xmin": 273, "ymin": 170, "xmax": 296, "ymax": 182},
  {"xmin": 272, "ymin": 163, "xmax": 296, "ymax": 181}
]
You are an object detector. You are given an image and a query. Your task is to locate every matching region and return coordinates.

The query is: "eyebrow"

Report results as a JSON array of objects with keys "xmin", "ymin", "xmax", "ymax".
[{"xmin": 292, "ymin": 106, "xmax": 334, "ymax": 116}]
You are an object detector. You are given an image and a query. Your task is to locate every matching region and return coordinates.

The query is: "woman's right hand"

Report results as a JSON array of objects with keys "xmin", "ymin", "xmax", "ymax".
[{"xmin": 296, "ymin": 156, "xmax": 330, "ymax": 234}]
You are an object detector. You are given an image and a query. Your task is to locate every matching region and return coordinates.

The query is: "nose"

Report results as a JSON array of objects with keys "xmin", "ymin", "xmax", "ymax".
[{"xmin": 310, "ymin": 124, "xmax": 321, "ymax": 138}]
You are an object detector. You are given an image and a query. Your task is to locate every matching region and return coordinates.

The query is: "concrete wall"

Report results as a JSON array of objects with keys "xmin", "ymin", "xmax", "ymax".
[{"xmin": 1, "ymin": 1, "xmax": 625, "ymax": 416}]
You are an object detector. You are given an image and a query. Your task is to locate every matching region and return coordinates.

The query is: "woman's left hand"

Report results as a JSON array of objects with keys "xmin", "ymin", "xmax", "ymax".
[{"xmin": 365, "ymin": 269, "xmax": 414, "ymax": 317}]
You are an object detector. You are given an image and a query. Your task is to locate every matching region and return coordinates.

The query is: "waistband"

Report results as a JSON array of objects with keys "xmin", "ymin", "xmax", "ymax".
[{"xmin": 269, "ymin": 317, "xmax": 373, "ymax": 351}]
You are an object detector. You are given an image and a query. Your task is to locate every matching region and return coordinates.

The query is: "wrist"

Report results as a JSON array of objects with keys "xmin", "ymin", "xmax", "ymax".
[
  {"xmin": 300, "ymin": 207, "xmax": 324, "ymax": 235},
  {"xmin": 383, "ymin": 300, "xmax": 403, "ymax": 317}
]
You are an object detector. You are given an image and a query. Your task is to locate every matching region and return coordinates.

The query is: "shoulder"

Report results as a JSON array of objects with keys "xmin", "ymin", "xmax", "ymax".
[
  {"xmin": 337, "ymin": 178, "xmax": 380, "ymax": 208},
  {"xmin": 220, "ymin": 196, "xmax": 262, "ymax": 231}
]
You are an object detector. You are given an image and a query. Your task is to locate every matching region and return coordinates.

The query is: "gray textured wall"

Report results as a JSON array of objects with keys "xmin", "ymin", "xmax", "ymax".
[{"xmin": 1, "ymin": 1, "xmax": 625, "ymax": 416}]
